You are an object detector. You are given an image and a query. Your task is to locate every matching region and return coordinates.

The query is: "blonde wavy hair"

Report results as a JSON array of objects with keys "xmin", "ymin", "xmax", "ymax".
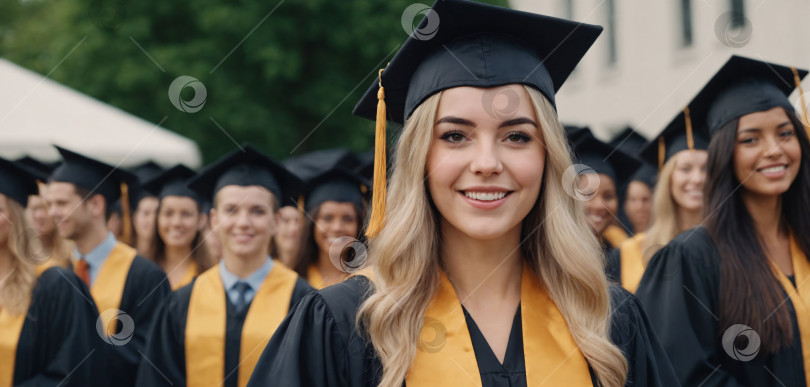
[
  {"xmin": 0, "ymin": 195, "xmax": 39, "ymax": 316},
  {"xmin": 357, "ymin": 86, "xmax": 628, "ymax": 387},
  {"xmin": 639, "ymin": 157, "xmax": 678, "ymax": 265}
]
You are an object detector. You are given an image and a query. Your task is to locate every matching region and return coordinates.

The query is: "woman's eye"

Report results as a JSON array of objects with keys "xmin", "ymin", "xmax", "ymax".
[
  {"xmin": 780, "ymin": 130, "xmax": 796, "ymax": 138},
  {"xmin": 440, "ymin": 131, "xmax": 466, "ymax": 143},
  {"xmin": 738, "ymin": 137, "xmax": 757, "ymax": 144},
  {"xmin": 505, "ymin": 132, "xmax": 531, "ymax": 143}
]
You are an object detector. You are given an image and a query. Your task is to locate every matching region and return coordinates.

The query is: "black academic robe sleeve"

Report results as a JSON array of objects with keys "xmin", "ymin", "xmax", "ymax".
[
  {"xmin": 110, "ymin": 256, "xmax": 171, "ymax": 387},
  {"xmin": 605, "ymin": 248, "xmax": 621, "ymax": 284},
  {"xmin": 14, "ymin": 267, "xmax": 109, "ymax": 387},
  {"xmin": 247, "ymin": 276, "xmax": 380, "ymax": 387},
  {"xmin": 635, "ymin": 227, "xmax": 746, "ymax": 386},
  {"xmin": 135, "ymin": 275, "xmax": 314, "ymax": 387},
  {"xmin": 607, "ymin": 285, "xmax": 680, "ymax": 387}
]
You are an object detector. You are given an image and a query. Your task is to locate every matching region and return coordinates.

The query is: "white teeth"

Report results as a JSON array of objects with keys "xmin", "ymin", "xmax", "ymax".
[
  {"xmin": 588, "ymin": 214, "xmax": 604, "ymax": 222},
  {"xmin": 760, "ymin": 166, "xmax": 786, "ymax": 174},
  {"xmin": 464, "ymin": 191, "xmax": 507, "ymax": 201}
]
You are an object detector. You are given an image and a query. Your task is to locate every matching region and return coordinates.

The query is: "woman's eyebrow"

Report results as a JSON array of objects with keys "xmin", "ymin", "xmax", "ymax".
[
  {"xmin": 499, "ymin": 117, "xmax": 538, "ymax": 128},
  {"xmin": 435, "ymin": 116, "xmax": 476, "ymax": 127}
]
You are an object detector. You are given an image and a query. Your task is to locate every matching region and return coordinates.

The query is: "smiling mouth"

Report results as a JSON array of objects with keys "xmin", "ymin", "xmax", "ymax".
[
  {"xmin": 462, "ymin": 191, "xmax": 512, "ymax": 201},
  {"xmin": 757, "ymin": 165, "xmax": 787, "ymax": 174}
]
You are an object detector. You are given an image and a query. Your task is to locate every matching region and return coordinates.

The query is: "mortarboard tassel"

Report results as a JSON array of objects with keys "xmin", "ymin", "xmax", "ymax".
[
  {"xmin": 683, "ymin": 107, "xmax": 695, "ymax": 151},
  {"xmin": 791, "ymin": 67, "xmax": 810, "ymax": 134},
  {"xmin": 120, "ymin": 182, "xmax": 132, "ymax": 246},
  {"xmin": 297, "ymin": 195, "xmax": 305, "ymax": 225},
  {"xmin": 657, "ymin": 136, "xmax": 665, "ymax": 171},
  {"xmin": 366, "ymin": 69, "xmax": 387, "ymax": 238}
]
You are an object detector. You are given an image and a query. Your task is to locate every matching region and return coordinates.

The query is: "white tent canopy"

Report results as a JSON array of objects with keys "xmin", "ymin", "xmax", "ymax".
[{"xmin": 0, "ymin": 58, "xmax": 201, "ymax": 168}]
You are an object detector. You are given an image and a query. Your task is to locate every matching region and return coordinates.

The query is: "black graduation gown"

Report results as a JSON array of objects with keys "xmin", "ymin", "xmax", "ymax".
[
  {"xmin": 13, "ymin": 267, "xmax": 109, "ymax": 387},
  {"xmin": 635, "ymin": 227, "xmax": 805, "ymax": 386},
  {"xmin": 605, "ymin": 247, "xmax": 621, "ymax": 284},
  {"xmin": 134, "ymin": 276, "xmax": 313, "ymax": 387},
  {"xmin": 105, "ymin": 255, "xmax": 171, "ymax": 387},
  {"xmin": 247, "ymin": 276, "xmax": 679, "ymax": 387}
]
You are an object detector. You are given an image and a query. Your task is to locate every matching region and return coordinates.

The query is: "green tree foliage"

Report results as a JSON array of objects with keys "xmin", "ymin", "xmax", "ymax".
[{"xmin": 0, "ymin": 0, "xmax": 506, "ymax": 163}]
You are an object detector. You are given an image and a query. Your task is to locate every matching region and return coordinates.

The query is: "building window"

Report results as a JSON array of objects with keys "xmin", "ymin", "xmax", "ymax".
[
  {"xmin": 606, "ymin": 0, "xmax": 617, "ymax": 65},
  {"xmin": 680, "ymin": 0, "xmax": 693, "ymax": 47},
  {"xmin": 730, "ymin": 0, "xmax": 745, "ymax": 28}
]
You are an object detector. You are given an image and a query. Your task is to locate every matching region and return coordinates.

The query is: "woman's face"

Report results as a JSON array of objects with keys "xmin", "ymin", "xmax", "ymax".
[
  {"xmin": 734, "ymin": 107, "xmax": 802, "ymax": 199},
  {"xmin": 624, "ymin": 181, "xmax": 652, "ymax": 232},
  {"xmin": 426, "ymin": 85, "xmax": 545, "ymax": 241},
  {"xmin": 581, "ymin": 173, "xmax": 618, "ymax": 234},
  {"xmin": 670, "ymin": 149, "xmax": 708, "ymax": 211},
  {"xmin": 157, "ymin": 196, "xmax": 202, "ymax": 249},
  {"xmin": 313, "ymin": 201, "xmax": 358, "ymax": 258},
  {"xmin": 134, "ymin": 197, "xmax": 159, "ymax": 242},
  {"xmin": 274, "ymin": 206, "xmax": 300, "ymax": 253}
]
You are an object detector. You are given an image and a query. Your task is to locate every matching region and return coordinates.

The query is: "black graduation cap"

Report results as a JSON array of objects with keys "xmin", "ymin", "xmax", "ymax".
[
  {"xmin": 639, "ymin": 110, "xmax": 710, "ymax": 169},
  {"xmin": 609, "ymin": 127, "xmax": 647, "ymax": 157},
  {"xmin": 283, "ymin": 148, "xmax": 360, "ymax": 182},
  {"xmin": 142, "ymin": 165, "xmax": 200, "ymax": 204},
  {"xmin": 49, "ymin": 146, "xmax": 138, "ymax": 206},
  {"xmin": 187, "ymin": 144, "xmax": 302, "ymax": 208},
  {"xmin": 564, "ymin": 125, "xmax": 594, "ymax": 146},
  {"xmin": 301, "ymin": 168, "xmax": 369, "ymax": 213},
  {"xmin": 130, "ymin": 161, "xmax": 165, "ymax": 184},
  {"xmin": 15, "ymin": 156, "xmax": 60, "ymax": 182},
  {"xmin": 351, "ymin": 0, "xmax": 602, "ymax": 237},
  {"xmin": 687, "ymin": 55, "xmax": 808, "ymax": 136},
  {"xmin": 572, "ymin": 135, "xmax": 641, "ymax": 188},
  {"xmin": 354, "ymin": 149, "xmax": 375, "ymax": 182},
  {"xmin": 0, "ymin": 157, "xmax": 40, "ymax": 206}
]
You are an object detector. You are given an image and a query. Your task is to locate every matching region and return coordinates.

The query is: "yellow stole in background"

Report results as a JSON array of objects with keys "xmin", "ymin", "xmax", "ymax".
[
  {"xmin": 307, "ymin": 264, "xmax": 326, "ymax": 290},
  {"xmin": 88, "ymin": 242, "xmax": 136, "ymax": 337},
  {"xmin": 769, "ymin": 234, "xmax": 810, "ymax": 387},
  {"xmin": 172, "ymin": 261, "xmax": 199, "ymax": 291},
  {"xmin": 186, "ymin": 262, "xmax": 298, "ymax": 387},
  {"xmin": 0, "ymin": 308, "xmax": 26, "ymax": 386},
  {"xmin": 619, "ymin": 233, "xmax": 646, "ymax": 293},
  {"xmin": 406, "ymin": 263, "xmax": 592, "ymax": 386},
  {"xmin": 602, "ymin": 225, "xmax": 629, "ymax": 248}
]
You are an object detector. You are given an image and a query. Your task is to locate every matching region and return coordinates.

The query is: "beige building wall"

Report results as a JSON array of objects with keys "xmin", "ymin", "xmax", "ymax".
[{"xmin": 509, "ymin": 0, "xmax": 810, "ymax": 141}]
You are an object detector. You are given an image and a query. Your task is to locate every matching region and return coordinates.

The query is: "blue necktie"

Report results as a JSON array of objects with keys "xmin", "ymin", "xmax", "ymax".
[{"xmin": 233, "ymin": 282, "xmax": 251, "ymax": 314}]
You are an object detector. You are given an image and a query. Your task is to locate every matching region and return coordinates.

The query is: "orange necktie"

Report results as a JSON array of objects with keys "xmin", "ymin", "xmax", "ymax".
[{"xmin": 75, "ymin": 259, "xmax": 90, "ymax": 286}]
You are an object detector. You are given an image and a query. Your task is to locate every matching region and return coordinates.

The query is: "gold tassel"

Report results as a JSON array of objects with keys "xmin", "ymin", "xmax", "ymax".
[
  {"xmin": 683, "ymin": 107, "xmax": 695, "ymax": 151},
  {"xmin": 120, "ymin": 182, "xmax": 132, "ymax": 246},
  {"xmin": 365, "ymin": 69, "xmax": 387, "ymax": 238},
  {"xmin": 791, "ymin": 67, "xmax": 810, "ymax": 134},
  {"xmin": 297, "ymin": 195, "xmax": 305, "ymax": 225},
  {"xmin": 657, "ymin": 136, "xmax": 665, "ymax": 171}
]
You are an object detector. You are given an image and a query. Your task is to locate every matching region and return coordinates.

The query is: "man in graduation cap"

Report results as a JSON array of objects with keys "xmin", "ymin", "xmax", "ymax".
[
  {"xmin": 44, "ymin": 145, "xmax": 170, "ymax": 387},
  {"xmin": 135, "ymin": 144, "xmax": 313, "ymax": 387}
]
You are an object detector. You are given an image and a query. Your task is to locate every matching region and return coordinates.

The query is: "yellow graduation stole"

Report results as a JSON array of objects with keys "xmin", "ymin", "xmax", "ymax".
[
  {"xmin": 602, "ymin": 225, "xmax": 629, "ymax": 249},
  {"xmin": 172, "ymin": 261, "xmax": 199, "ymax": 291},
  {"xmin": 0, "ymin": 308, "xmax": 27, "ymax": 386},
  {"xmin": 619, "ymin": 233, "xmax": 646, "ymax": 293},
  {"xmin": 406, "ymin": 263, "xmax": 592, "ymax": 386},
  {"xmin": 185, "ymin": 261, "xmax": 298, "ymax": 387},
  {"xmin": 307, "ymin": 264, "xmax": 326, "ymax": 290},
  {"xmin": 85, "ymin": 242, "xmax": 137, "ymax": 337},
  {"xmin": 769, "ymin": 234, "xmax": 810, "ymax": 387}
]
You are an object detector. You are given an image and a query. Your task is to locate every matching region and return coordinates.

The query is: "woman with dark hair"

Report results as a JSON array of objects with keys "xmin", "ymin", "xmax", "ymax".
[
  {"xmin": 144, "ymin": 165, "xmax": 214, "ymax": 290},
  {"xmin": 293, "ymin": 168, "xmax": 367, "ymax": 289},
  {"xmin": 636, "ymin": 55, "xmax": 810, "ymax": 386}
]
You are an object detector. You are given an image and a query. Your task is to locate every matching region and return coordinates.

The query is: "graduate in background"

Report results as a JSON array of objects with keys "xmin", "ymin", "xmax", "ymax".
[
  {"xmin": 0, "ymin": 156, "xmax": 106, "ymax": 387},
  {"xmin": 143, "ymin": 165, "xmax": 214, "ymax": 290},
  {"xmin": 135, "ymin": 145, "xmax": 313, "ymax": 387},
  {"xmin": 249, "ymin": 1, "xmax": 677, "ymax": 386},
  {"xmin": 16, "ymin": 156, "xmax": 73, "ymax": 274},
  {"xmin": 293, "ymin": 168, "xmax": 368, "ymax": 289},
  {"xmin": 606, "ymin": 112, "xmax": 709, "ymax": 293},
  {"xmin": 45, "ymin": 146, "xmax": 170, "ymax": 387},
  {"xmin": 608, "ymin": 128, "xmax": 657, "ymax": 235},
  {"xmin": 571, "ymin": 133, "xmax": 641, "ymax": 252},
  {"xmin": 130, "ymin": 161, "xmax": 164, "ymax": 256},
  {"xmin": 636, "ymin": 55, "xmax": 810, "ymax": 386},
  {"xmin": 271, "ymin": 205, "xmax": 300, "ymax": 268}
]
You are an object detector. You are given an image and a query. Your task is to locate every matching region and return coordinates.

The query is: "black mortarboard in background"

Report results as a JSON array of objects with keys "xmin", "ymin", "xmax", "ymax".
[
  {"xmin": 564, "ymin": 125, "xmax": 594, "ymax": 146},
  {"xmin": 143, "ymin": 165, "xmax": 200, "ymax": 205},
  {"xmin": 686, "ymin": 55, "xmax": 808, "ymax": 136},
  {"xmin": 0, "ymin": 157, "xmax": 40, "ymax": 206},
  {"xmin": 283, "ymin": 148, "xmax": 360, "ymax": 182},
  {"xmin": 572, "ymin": 135, "xmax": 641, "ymax": 189},
  {"xmin": 15, "ymin": 156, "xmax": 60, "ymax": 182},
  {"xmin": 301, "ymin": 168, "xmax": 369, "ymax": 213},
  {"xmin": 48, "ymin": 146, "xmax": 139, "ymax": 243},
  {"xmin": 639, "ymin": 110, "xmax": 710, "ymax": 170},
  {"xmin": 352, "ymin": 0, "xmax": 602, "ymax": 236},
  {"xmin": 609, "ymin": 127, "xmax": 647, "ymax": 156},
  {"xmin": 187, "ymin": 144, "xmax": 302, "ymax": 208}
]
